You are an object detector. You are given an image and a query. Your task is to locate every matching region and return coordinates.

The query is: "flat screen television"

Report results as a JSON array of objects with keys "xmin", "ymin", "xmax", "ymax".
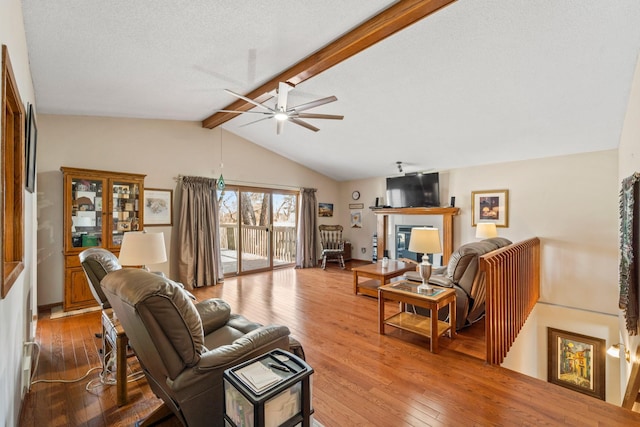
[{"xmin": 386, "ymin": 172, "xmax": 440, "ymax": 208}]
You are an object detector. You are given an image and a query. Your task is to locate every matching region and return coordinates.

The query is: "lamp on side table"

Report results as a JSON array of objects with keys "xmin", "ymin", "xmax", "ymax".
[
  {"xmin": 408, "ymin": 227, "xmax": 442, "ymax": 292},
  {"xmin": 118, "ymin": 231, "xmax": 167, "ymax": 271}
]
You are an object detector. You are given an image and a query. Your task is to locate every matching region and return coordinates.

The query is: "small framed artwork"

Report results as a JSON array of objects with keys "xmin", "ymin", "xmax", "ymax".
[
  {"xmin": 350, "ymin": 210, "xmax": 362, "ymax": 228},
  {"xmin": 318, "ymin": 202, "xmax": 334, "ymax": 217},
  {"xmin": 144, "ymin": 188, "xmax": 173, "ymax": 226},
  {"xmin": 547, "ymin": 327, "xmax": 605, "ymax": 401},
  {"xmin": 471, "ymin": 189, "xmax": 509, "ymax": 227},
  {"xmin": 349, "ymin": 203, "xmax": 364, "ymax": 209}
]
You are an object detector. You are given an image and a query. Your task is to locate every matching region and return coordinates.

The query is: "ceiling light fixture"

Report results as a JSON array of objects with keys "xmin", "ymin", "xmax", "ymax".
[{"xmin": 274, "ymin": 110, "xmax": 288, "ymax": 121}]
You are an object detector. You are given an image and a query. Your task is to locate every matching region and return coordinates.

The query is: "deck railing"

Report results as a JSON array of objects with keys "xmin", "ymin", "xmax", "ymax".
[
  {"xmin": 219, "ymin": 224, "xmax": 296, "ymax": 263},
  {"xmin": 480, "ymin": 237, "xmax": 540, "ymax": 365}
]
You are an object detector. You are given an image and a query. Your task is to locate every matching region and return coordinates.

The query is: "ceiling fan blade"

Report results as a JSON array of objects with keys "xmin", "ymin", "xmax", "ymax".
[
  {"xmin": 224, "ymin": 89, "xmax": 275, "ymax": 113},
  {"xmin": 289, "ymin": 118, "xmax": 320, "ymax": 132},
  {"xmin": 239, "ymin": 116, "xmax": 273, "ymax": 127},
  {"xmin": 296, "ymin": 113, "xmax": 344, "ymax": 120},
  {"xmin": 276, "ymin": 119, "xmax": 285, "ymax": 135},
  {"xmin": 290, "ymin": 95, "xmax": 338, "ymax": 112}
]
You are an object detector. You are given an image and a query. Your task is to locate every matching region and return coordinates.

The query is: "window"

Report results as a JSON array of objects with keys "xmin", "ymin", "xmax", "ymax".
[
  {"xmin": 1, "ymin": 45, "xmax": 25, "ymax": 298},
  {"xmin": 218, "ymin": 185, "xmax": 298, "ymax": 275}
]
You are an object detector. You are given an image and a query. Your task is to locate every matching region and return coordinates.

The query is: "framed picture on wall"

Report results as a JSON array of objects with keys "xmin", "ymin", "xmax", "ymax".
[
  {"xmin": 471, "ymin": 189, "xmax": 509, "ymax": 227},
  {"xmin": 547, "ymin": 327, "xmax": 605, "ymax": 401},
  {"xmin": 144, "ymin": 188, "xmax": 173, "ymax": 226},
  {"xmin": 350, "ymin": 210, "xmax": 362, "ymax": 228},
  {"xmin": 318, "ymin": 202, "xmax": 334, "ymax": 217}
]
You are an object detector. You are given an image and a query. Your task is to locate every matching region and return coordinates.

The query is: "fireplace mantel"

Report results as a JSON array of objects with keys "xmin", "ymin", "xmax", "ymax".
[{"xmin": 372, "ymin": 207, "xmax": 460, "ymax": 264}]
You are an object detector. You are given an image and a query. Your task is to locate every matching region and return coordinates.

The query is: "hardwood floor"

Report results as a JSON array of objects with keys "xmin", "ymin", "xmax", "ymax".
[{"xmin": 19, "ymin": 261, "xmax": 640, "ymax": 426}]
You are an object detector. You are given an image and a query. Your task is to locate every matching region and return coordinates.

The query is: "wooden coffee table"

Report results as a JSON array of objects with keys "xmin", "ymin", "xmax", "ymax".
[
  {"xmin": 352, "ymin": 260, "xmax": 415, "ymax": 297},
  {"xmin": 378, "ymin": 281, "xmax": 456, "ymax": 353}
]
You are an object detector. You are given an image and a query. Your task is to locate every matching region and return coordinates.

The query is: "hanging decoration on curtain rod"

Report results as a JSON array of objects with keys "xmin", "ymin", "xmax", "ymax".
[{"xmin": 217, "ymin": 131, "xmax": 225, "ymax": 191}]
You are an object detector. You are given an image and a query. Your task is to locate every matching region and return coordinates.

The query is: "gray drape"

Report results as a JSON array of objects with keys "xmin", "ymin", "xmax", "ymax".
[
  {"xmin": 177, "ymin": 176, "xmax": 223, "ymax": 288},
  {"xmin": 295, "ymin": 188, "xmax": 318, "ymax": 268}
]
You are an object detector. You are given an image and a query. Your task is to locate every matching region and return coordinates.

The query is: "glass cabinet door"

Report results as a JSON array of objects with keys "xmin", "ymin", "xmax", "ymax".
[
  {"xmin": 70, "ymin": 177, "xmax": 106, "ymax": 248},
  {"xmin": 110, "ymin": 180, "xmax": 142, "ymax": 248}
]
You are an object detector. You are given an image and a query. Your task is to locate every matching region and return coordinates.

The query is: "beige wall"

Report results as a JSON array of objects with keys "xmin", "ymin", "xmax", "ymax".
[
  {"xmin": 1, "ymin": 0, "xmax": 37, "ymax": 424},
  {"xmin": 36, "ymin": 115, "xmax": 339, "ymax": 306}
]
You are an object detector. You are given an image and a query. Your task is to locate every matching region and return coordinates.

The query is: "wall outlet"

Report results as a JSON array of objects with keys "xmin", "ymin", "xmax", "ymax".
[{"xmin": 361, "ymin": 247, "xmax": 366, "ymax": 254}]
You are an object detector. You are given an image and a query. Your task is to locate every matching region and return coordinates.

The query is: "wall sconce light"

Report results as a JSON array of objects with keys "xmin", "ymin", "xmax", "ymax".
[{"xmin": 607, "ymin": 343, "xmax": 630, "ymax": 362}]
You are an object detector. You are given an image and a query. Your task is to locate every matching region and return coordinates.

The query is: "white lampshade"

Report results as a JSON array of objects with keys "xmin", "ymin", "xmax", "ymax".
[
  {"xmin": 408, "ymin": 227, "xmax": 441, "ymax": 292},
  {"xmin": 118, "ymin": 231, "xmax": 167, "ymax": 268},
  {"xmin": 476, "ymin": 223, "xmax": 498, "ymax": 239},
  {"xmin": 408, "ymin": 227, "xmax": 442, "ymax": 255}
]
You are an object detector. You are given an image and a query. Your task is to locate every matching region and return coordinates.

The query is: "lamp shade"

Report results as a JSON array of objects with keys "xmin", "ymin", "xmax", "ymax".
[
  {"xmin": 408, "ymin": 227, "xmax": 442, "ymax": 254},
  {"xmin": 475, "ymin": 223, "xmax": 498, "ymax": 239},
  {"xmin": 118, "ymin": 231, "xmax": 167, "ymax": 267}
]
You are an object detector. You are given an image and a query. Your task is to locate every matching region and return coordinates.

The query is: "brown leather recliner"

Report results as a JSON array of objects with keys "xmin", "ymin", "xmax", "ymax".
[
  {"xmin": 101, "ymin": 268, "xmax": 293, "ymax": 426},
  {"xmin": 408, "ymin": 237, "xmax": 512, "ymax": 330},
  {"xmin": 79, "ymin": 247, "xmax": 122, "ymax": 309}
]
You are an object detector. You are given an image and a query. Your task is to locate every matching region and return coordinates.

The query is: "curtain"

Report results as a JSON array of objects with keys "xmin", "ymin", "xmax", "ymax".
[
  {"xmin": 295, "ymin": 188, "xmax": 318, "ymax": 268},
  {"xmin": 177, "ymin": 176, "xmax": 223, "ymax": 288},
  {"xmin": 620, "ymin": 172, "xmax": 640, "ymax": 335}
]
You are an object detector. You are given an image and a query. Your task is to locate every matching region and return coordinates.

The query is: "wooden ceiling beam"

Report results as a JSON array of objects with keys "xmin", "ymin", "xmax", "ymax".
[{"xmin": 202, "ymin": 0, "xmax": 457, "ymax": 129}]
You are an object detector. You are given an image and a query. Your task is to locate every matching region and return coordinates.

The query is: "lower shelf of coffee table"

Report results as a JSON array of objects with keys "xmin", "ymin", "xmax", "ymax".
[
  {"xmin": 383, "ymin": 312, "xmax": 451, "ymax": 339},
  {"xmin": 356, "ymin": 279, "xmax": 380, "ymax": 297}
]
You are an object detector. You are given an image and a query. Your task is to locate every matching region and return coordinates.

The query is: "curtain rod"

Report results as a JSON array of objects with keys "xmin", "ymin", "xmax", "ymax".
[{"xmin": 173, "ymin": 175, "xmax": 300, "ymax": 191}]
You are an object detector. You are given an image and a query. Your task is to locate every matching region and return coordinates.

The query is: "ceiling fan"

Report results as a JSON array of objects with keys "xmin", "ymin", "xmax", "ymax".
[{"xmin": 219, "ymin": 82, "xmax": 344, "ymax": 134}]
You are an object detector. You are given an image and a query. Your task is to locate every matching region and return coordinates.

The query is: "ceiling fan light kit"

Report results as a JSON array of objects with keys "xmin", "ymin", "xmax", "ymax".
[{"xmin": 221, "ymin": 82, "xmax": 343, "ymax": 134}]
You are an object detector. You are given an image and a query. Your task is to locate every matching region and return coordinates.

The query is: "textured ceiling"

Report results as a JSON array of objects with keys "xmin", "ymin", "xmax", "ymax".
[{"xmin": 22, "ymin": 0, "xmax": 640, "ymax": 181}]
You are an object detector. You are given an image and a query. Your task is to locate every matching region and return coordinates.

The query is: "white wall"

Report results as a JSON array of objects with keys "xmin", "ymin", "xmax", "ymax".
[
  {"xmin": 0, "ymin": 0, "xmax": 37, "ymax": 425},
  {"xmin": 36, "ymin": 116, "xmax": 339, "ymax": 306},
  {"xmin": 617, "ymin": 51, "xmax": 640, "ymax": 402},
  {"xmin": 339, "ymin": 149, "xmax": 623, "ymax": 403}
]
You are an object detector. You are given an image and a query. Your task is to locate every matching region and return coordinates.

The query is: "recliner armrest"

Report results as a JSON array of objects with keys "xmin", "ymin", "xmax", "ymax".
[
  {"xmin": 428, "ymin": 275, "xmax": 454, "ymax": 288},
  {"xmin": 432, "ymin": 266, "xmax": 447, "ymax": 275},
  {"xmin": 195, "ymin": 299, "xmax": 231, "ymax": 334},
  {"xmin": 195, "ymin": 325, "xmax": 291, "ymax": 370}
]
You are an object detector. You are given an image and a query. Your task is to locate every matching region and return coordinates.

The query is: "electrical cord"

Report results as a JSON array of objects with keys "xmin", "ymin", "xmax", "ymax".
[
  {"xmin": 26, "ymin": 340, "xmax": 145, "ymax": 394},
  {"xmin": 29, "ymin": 340, "xmax": 102, "ymax": 386}
]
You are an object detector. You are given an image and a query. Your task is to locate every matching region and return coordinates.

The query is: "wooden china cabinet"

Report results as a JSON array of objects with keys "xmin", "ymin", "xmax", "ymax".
[{"xmin": 61, "ymin": 167, "xmax": 146, "ymax": 311}]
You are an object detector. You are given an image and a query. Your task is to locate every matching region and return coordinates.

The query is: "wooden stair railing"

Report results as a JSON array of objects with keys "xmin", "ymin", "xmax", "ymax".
[
  {"xmin": 480, "ymin": 237, "xmax": 540, "ymax": 365},
  {"xmin": 623, "ymin": 345, "xmax": 640, "ymax": 411}
]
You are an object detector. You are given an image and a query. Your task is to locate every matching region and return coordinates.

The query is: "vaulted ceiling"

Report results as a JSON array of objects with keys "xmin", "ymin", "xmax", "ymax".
[{"xmin": 22, "ymin": 1, "xmax": 640, "ymax": 181}]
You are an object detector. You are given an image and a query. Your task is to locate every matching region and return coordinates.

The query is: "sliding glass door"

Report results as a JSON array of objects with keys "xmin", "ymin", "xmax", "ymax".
[{"xmin": 217, "ymin": 185, "xmax": 297, "ymax": 276}]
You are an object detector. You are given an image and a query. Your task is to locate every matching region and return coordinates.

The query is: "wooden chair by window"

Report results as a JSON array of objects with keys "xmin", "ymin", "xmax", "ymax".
[{"xmin": 319, "ymin": 224, "xmax": 345, "ymax": 269}]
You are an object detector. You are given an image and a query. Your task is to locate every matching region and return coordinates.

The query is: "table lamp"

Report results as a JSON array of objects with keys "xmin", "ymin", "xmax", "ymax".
[
  {"xmin": 118, "ymin": 231, "xmax": 167, "ymax": 270},
  {"xmin": 408, "ymin": 227, "xmax": 442, "ymax": 291},
  {"xmin": 476, "ymin": 222, "xmax": 498, "ymax": 239}
]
